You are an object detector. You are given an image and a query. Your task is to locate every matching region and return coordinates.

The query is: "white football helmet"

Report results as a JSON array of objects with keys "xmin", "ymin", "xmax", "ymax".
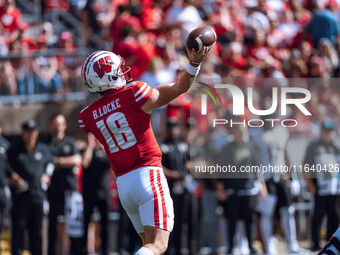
[{"xmin": 81, "ymin": 51, "xmax": 132, "ymax": 93}]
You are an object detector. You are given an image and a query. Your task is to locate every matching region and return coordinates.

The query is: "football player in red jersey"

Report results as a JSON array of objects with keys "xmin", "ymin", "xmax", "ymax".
[{"xmin": 78, "ymin": 46, "xmax": 210, "ymax": 255}]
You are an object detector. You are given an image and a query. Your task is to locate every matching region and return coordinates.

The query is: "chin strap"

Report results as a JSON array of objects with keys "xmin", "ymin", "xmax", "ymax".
[
  {"xmin": 118, "ymin": 56, "xmax": 133, "ymax": 82},
  {"xmin": 122, "ymin": 66, "xmax": 133, "ymax": 82}
]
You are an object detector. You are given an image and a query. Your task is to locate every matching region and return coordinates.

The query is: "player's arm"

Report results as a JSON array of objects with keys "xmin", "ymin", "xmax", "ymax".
[
  {"xmin": 6, "ymin": 148, "xmax": 26, "ymax": 188},
  {"xmin": 163, "ymin": 166, "xmax": 185, "ymax": 180},
  {"xmin": 54, "ymin": 154, "xmax": 82, "ymax": 169},
  {"xmin": 141, "ymin": 46, "xmax": 210, "ymax": 113},
  {"xmin": 302, "ymin": 144, "xmax": 317, "ymax": 195},
  {"xmin": 216, "ymin": 181, "xmax": 228, "ymax": 202},
  {"xmin": 82, "ymin": 133, "xmax": 96, "ymax": 169}
]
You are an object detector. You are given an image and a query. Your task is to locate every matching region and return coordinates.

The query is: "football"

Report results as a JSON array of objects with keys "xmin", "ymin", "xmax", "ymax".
[{"xmin": 186, "ymin": 26, "xmax": 217, "ymax": 53}]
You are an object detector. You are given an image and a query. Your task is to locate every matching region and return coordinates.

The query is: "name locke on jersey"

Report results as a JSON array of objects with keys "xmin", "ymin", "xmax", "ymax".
[
  {"xmin": 87, "ymin": 81, "xmax": 151, "ymax": 120},
  {"xmin": 92, "ymin": 99, "xmax": 121, "ymax": 120}
]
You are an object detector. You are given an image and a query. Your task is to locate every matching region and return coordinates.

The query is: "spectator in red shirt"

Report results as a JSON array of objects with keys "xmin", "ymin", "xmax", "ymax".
[
  {"xmin": 207, "ymin": 1, "xmax": 233, "ymax": 38},
  {"xmin": 222, "ymin": 42, "xmax": 248, "ymax": 72},
  {"xmin": 113, "ymin": 24, "xmax": 139, "ymax": 73},
  {"xmin": 0, "ymin": 0, "xmax": 21, "ymax": 45},
  {"xmin": 110, "ymin": 4, "xmax": 141, "ymax": 52},
  {"xmin": 139, "ymin": 1, "xmax": 163, "ymax": 35},
  {"xmin": 115, "ymin": 25, "xmax": 156, "ymax": 79},
  {"xmin": 133, "ymin": 31, "xmax": 156, "ymax": 78},
  {"xmin": 42, "ymin": 0, "xmax": 69, "ymax": 13}
]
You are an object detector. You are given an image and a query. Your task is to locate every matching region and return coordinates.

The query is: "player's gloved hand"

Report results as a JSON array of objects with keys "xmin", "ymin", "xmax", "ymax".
[{"xmin": 186, "ymin": 46, "xmax": 210, "ymax": 66}]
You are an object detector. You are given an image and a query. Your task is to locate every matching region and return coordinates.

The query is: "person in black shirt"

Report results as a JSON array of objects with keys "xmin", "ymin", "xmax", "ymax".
[
  {"xmin": 160, "ymin": 118, "xmax": 193, "ymax": 255},
  {"xmin": 81, "ymin": 133, "xmax": 111, "ymax": 255},
  {"xmin": 46, "ymin": 114, "xmax": 82, "ymax": 255},
  {"xmin": 0, "ymin": 122, "xmax": 12, "ymax": 248},
  {"xmin": 217, "ymin": 124, "xmax": 262, "ymax": 255},
  {"xmin": 7, "ymin": 120, "xmax": 54, "ymax": 255},
  {"xmin": 303, "ymin": 120, "xmax": 340, "ymax": 251},
  {"xmin": 0, "ymin": 122, "xmax": 10, "ymax": 150}
]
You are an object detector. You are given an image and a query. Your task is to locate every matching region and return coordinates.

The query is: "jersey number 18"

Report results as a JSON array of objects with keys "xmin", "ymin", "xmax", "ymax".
[{"xmin": 96, "ymin": 112, "xmax": 137, "ymax": 153}]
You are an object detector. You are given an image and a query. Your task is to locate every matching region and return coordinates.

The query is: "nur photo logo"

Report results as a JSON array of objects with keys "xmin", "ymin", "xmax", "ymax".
[{"xmin": 195, "ymin": 79, "xmax": 312, "ymax": 128}]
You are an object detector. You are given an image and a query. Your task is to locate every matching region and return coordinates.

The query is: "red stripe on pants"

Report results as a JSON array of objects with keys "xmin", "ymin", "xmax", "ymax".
[
  {"xmin": 157, "ymin": 170, "xmax": 167, "ymax": 230},
  {"xmin": 150, "ymin": 169, "xmax": 160, "ymax": 228}
]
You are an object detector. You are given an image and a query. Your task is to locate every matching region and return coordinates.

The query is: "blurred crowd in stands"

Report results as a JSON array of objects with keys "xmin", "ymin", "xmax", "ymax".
[{"xmin": 1, "ymin": 0, "xmax": 340, "ymax": 254}]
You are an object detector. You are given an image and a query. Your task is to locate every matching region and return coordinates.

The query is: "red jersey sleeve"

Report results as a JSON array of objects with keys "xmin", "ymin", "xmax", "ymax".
[
  {"xmin": 130, "ymin": 81, "xmax": 153, "ymax": 107},
  {"xmin": 13, "ymin": 8, "xmax": 21, "ymax": 30},
  {"xmin": 78, "ymin": 108, "xmax": 90, "ymax": 133}
]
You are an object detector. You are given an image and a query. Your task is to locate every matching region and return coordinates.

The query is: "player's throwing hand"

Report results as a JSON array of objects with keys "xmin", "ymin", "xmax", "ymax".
[{"xmin": 186, "ymin": 46, "xmax": 210, "ymax": 67}]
